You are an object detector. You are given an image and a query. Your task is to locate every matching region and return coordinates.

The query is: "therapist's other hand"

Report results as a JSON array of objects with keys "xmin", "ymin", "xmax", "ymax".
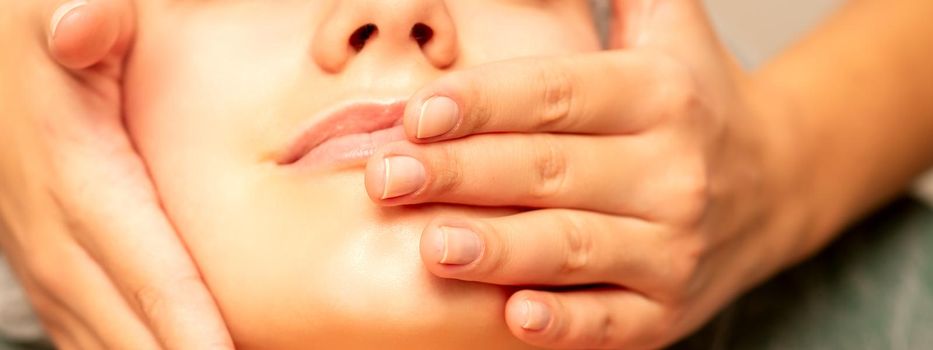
[
  {"xmin": 0, "ymin": 1, "xmax": 232, "ymax": 349},
  {"xmin": 366, "ymin": 1, "xmax": 803, "ymax": 349}
]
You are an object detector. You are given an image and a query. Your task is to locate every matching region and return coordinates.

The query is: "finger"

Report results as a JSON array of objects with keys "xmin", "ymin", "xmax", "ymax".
[
  {"xmin": 55, "ymin": 245, "xmax": 161, "ymax": 349},
  {"xmin": 419, "ymin": 209, "xmax": 676, "ymax": 291},
  {"xmin": 55, "ymin": 150, "xmax": 233, "ymax": 348},
  {"xmin": 401, "ymin": 50, "xmax": 689, "ymax": 141},
  {"xmin": 48, "ymin": 0, "xmax": 135, "ymax": 70},
  {"xmin": 58, "ymin": 316, "xmax": 104, "ymax": 350},
  {"xmin": 29, "ymin": 299, "xmax": 98, "ymax": 350},
  {"xmin": 76, "ymin": 203, "xmax": 234, "ymax": 349},
  {"xmin": 45, "ymin": 327, "xmax": 79, "ymax": 350},
  {"xmin": 365, "ymin": 134, "xmax": 696, "ymax": 219},
  {"xmin": 504, "ymin": 289, "xmax": 669, "ymax": 350},
  {"xmin": 13, "ymin": 274, "xmax": 103, "ymax": 350},
  {"xmin": 43, "ymin": 318, "xmax": 88, "ymax": 350},
  {"xmin": 9, "ymin": 240, "xmax": 160, "ymax": 349}
]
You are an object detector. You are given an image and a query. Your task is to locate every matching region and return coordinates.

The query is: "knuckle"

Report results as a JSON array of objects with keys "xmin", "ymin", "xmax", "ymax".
[
  {"xmin": 454, "ymin": 69, "xmax": 494, "ymax": 132},
  {"xmin": 678, "ymin": 237, "xmax": 711, "ymax": 294},
  {"xmin": 533, "ymin": 60, "xmax": 576, "ymax": 129},
  {"xmin": 132, "ymin": 283, "xmax": 165, "ymax": 323},
  {"xmin": 429, "ymin": 144, "xmax": 465, "ymax": 195},
  {"xmin": 555, "ymin": 213, "xmax": 593, "ymax": 275},
  {"xmin": 657, "ymin": 236, "xmax": 708, "ymax": 299},
  {"xmin": 681, "ymin": 175, "xmax": 711, "ymax": 226},
  {"xmin": 560, "ymin": 307, "xmax": 620, "ymax": 349},
  {"xmin": 652, "ymin": 58, "xmax": 704, "ymax": 123},
  {"xmin": 666, "ymin": 160, "xmax": 711, "ymax": 227},
  {"xmin": 665, "ymin": 247, "xmax": 702, "ymax": 292},
  {"xmin": 528, "ymin": 135, "xmax": 569, "ymax": 200},
  {"xmin": 132, "ymin": 272, "xmax": 203, "ymax": 322},
  {"xmin": 594, "ymin": 312, "xmax": 620, "ymax": 349}
]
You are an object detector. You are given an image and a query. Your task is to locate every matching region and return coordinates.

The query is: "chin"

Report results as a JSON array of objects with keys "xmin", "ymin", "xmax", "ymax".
[{"xmin": 156, "ymin": 171, "xmax": 533, "ymax": 349}]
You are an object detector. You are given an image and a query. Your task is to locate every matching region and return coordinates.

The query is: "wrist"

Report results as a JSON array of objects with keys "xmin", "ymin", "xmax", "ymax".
[{"xmin": 732, "ymin": 74, "xmax": 823, "ymax": 285}]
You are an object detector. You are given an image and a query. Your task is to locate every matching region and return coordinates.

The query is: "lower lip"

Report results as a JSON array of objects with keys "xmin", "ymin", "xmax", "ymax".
[{"xmin": 289, "ymin": 125, "xmax": 407, "ymax": 171}]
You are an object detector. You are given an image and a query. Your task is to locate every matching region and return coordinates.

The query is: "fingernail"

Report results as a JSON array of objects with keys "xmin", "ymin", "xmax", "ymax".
[
  {"xmin": 416, "ymin": 96, "xmax": 460, "ymax": 139},
  {"xmin": 381, "ymin": 156, "xmax": 426, "ymax": 199},
  {"xmin": 50, "ymin": 0, "xmax": 88, "ymax": 39},
  {"xmin": 520, "ymin": 300, "xmax": 552, "ymax": 331},
  {"xmin": 432, "ymin": 226, "xmax": 482, "ymax": 265}
]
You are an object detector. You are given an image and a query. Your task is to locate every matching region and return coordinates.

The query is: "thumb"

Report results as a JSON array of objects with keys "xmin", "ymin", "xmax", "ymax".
[{"xmin": 48, "ymin": 0, "xmax": 135, "ymax": 70}]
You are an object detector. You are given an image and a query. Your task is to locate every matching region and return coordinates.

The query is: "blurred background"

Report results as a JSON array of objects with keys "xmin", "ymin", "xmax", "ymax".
[
  {"xmin": 705, "ymin": 0, "xmax": 933, "ymax": 205},
  {"xmin": 682, "ymin": 4, "xmax": 933, "ymax": 349},
  {"xmin": 706, "ymin": 0, "xmax": 841, "ymax": 67}
]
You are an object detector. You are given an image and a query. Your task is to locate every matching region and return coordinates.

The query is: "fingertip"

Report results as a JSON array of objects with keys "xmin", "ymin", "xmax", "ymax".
[
  {"xmin": 402, "ymin": 96, "xmax": 425, "ymax": 141},
  {"xmin": 420, "ymin": 221, "xmax": 484, "ymax": 269},
  {"xmin": 506, "ymin": 291, "xmax": 558, "ymax": 340},
  {"xmin": 364, "ymin": 142, "xmax": 429, "ymax": 205},
  {"xmin": 363, "ymin": 152, "xmax": 389, "ymax": 203},
  {"xmin": 419, "ymin": 224, "xmax": 447, "ymax": 268},
  {"xmin": 426, "ymin": 96, "xmax": 462, "ymax": 138},
  {"xmin": 403, "ymin": 95, "xmax": 460, "ymax": 141},
  {"xmin": 49, "ymin": 0, "xmax": 119, "ymax": 69},
  {"xmin": 405, "ymin": 75, "xmax": 467, "ymax": 142}
]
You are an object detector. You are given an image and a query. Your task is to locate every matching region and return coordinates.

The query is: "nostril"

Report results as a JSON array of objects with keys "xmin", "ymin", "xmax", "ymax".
[
  {"xmin": 410, "ymin": 23, "xmax": 434, "ymax": 47},
  {"xmin": 349, "ymin": 24, "xmax": 378, "ymax": 52}
]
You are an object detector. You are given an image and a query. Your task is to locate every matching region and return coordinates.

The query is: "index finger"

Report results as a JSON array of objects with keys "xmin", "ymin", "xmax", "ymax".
[{"xmin": 403, "ymin": 50, "xmax": 687, "ymax": 141}]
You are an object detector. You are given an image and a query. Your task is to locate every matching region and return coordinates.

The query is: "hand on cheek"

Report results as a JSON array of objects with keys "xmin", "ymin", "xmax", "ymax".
[
  {"xmin": 365, "ymin": 1, "xmax": 799, "ymax": 348},
  {"xmin": 0, "ymin": 1, "xmax": 233, "ymax": 349}
]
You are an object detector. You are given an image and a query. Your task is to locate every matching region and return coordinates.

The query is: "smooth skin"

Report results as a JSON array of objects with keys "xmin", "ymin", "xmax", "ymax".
[
  {"xmin": 0, "ymin": 0, "xmax": 232, "ymax": 349},
  {"xmin": 365, "ymin": 0, "xmax": 933, "ymax": 349}
]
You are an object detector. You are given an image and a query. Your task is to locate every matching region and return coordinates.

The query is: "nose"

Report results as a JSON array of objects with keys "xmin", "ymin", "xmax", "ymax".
[{"xmin": 312, "ymin": 0, "xmax": 459, "ymax": 73}]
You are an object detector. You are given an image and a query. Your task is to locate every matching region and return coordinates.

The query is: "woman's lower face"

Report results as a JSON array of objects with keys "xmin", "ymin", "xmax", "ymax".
[{"xmin": 125, "ymin": 0, "xmax": 600, "ymax": 348}]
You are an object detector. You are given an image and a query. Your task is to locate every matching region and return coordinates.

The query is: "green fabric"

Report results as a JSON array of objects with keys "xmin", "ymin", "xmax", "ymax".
[
  {"xmin": 0, "ymin": 340, "xmax": 50, "ymax": 350},
  {"xmin": 3, "ymin": 197, "xmax": 931, "ymax": 349},
  {"xmin": 673, "ymin": 197, "xmax": 933, "ymax": 349}
]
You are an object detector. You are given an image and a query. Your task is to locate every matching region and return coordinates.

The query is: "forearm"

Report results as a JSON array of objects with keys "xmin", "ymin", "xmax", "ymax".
[{"xmin": 756, "ymin": 0, "xmax": 933, "ymax": 262}]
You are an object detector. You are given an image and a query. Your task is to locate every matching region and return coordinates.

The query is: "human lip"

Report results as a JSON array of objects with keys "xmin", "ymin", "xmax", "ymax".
[{"xmin": 277, "ymin": 101, "xmax": 407, "ymax": 170}]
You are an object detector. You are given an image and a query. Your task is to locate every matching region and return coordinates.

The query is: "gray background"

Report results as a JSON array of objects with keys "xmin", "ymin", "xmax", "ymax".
[{"xmin": 705, "ymin": 0, "xmax": 933, "ymax": 204}]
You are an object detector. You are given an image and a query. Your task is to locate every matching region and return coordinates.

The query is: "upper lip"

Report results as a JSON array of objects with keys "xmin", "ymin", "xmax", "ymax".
[{"xmin": 276, "ymin": 101, "xmax": 406, "ymax": 165}]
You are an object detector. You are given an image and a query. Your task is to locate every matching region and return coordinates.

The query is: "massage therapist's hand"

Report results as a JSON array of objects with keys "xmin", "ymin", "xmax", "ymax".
[
  {"xmin": 0, "ymin": 1, "xmax": 233, "ymax": 348},
  {"xmin": 365, "ymin": 1, "xmax": 809, "ymax": 348}
]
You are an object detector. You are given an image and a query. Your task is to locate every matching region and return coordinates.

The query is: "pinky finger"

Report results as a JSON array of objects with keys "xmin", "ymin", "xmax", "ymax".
[
  {"xmin": 30, "ymin": 297, "xmax": 101, "ymax": 350},
  {"xmin": 505, "ymin": 289, "xmax": 669, "ymax": 350}
]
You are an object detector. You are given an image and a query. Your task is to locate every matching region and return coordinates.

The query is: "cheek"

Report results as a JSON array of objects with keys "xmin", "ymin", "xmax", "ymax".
[
  {"xmin": 125, "ymin": 9, "xmax": 312, "ymax": 169},
  {"xmin": 453, "ymin": 6, "xmax": 600, "ymax": 63}
]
